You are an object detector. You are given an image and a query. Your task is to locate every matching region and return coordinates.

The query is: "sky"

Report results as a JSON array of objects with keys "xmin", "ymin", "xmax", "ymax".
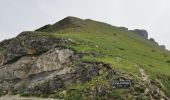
[{"xmin": 0, "ymin": 0, "xmax": 170, "ymax": 50}]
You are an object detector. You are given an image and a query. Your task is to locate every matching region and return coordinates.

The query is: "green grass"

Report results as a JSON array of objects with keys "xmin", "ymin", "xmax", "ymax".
[{"xmin": 36, "ymin": 18, "xmax": 170, "ymax": 97}]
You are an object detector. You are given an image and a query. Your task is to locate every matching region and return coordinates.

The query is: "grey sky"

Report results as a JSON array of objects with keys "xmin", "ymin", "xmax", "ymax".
[{"xmin": 0, "ymin": 0, "xmax": 170, "ymax": 50}]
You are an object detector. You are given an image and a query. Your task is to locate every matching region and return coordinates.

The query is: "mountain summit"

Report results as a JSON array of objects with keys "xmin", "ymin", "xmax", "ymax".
[
  {"xmin": 0, "ymin": 17, "xmax": 170, "ymax": 100},
  {"xmin": 36, "ymin": 16, "xmax": 85, "ymax": 32}
]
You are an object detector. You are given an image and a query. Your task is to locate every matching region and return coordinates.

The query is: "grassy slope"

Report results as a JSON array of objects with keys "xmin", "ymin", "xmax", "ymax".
[{"xmin": 37, "ymin": 18, "xmax": 170, "ymax": 98}]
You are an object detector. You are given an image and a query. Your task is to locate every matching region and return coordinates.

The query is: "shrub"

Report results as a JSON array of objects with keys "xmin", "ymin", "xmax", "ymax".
[{"xmin": 166, "ymin": 60, "xmax": 170, "ymax": 64}]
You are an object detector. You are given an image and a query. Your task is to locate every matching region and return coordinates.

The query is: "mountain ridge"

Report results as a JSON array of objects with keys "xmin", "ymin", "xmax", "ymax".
[{"xmin": 35, "ymin": 16, "xmax": 166, "ymax": 50}]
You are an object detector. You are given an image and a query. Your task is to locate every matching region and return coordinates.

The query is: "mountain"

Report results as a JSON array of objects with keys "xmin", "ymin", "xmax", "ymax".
[{"xmin": 0, "ymin": 16, "xmax": 170, "ymax": 100}]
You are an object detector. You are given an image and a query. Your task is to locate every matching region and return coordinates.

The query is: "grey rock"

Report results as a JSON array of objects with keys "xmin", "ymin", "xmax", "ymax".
[
  {"xmin": 75, "ymin": 62, "xmax": 100, "ymax": 82},
  {"xmin": 0, "ymin": 48, "xmax": 74, "ymax": 80},
  {"xmin": 129, "ymin": 29, "xmax": 148, "ymax": 39},
  {"xmin": 149, "ymin": 38, "xmax": 167, "ymax": 49},
  {"xmin": 0, "ymin": 44, "xmax": 103, "ymax": 95},
  {"xmin": 160, "ymin": 45, "xmax": 166, "ymax": 49},
  {"xmin": 0, "ymin": 31, "xmax": 70, "ymax": 66},
  {"xmin": 149, "ymin": 38, "xmax": 159, "ymax": 45},
  {"xmin": 0, "ymin": 47, "xmax": 75, "ymax": 94}
]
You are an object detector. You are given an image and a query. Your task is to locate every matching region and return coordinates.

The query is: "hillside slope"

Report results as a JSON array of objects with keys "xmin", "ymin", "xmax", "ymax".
[{"xmin": 0, "ymin": 16, "xmax": 170, "ymax": 100}]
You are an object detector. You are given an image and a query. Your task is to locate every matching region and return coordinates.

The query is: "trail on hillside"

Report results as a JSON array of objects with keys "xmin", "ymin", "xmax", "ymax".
[
  {"xmin": 139, "ymin": 67, "xmax": 149, "ymax": 82},
  {"xmin": 134, "ymin": 64, "xmax": 168, "ymax": 100}
]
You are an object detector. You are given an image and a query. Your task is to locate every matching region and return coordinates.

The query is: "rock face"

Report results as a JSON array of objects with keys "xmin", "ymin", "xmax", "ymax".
[
  {"xmin": 149, "ymin": 38, "xmax": 166, "ymax": 49},
  {"xmin": 0, "ymin": 47, "xmax": 74, "ymax": 94},
  {"xmin": 0, "ymin": 31, "xmax": 70, "ymax": 66},
  {"xmin": 129, "ymin": 29, "xmax": 148, "ymax": 39},
  {"xmin": 0, "ymin": 31, "xmax": 107, "ymax": 96},
  {"xmin": 0, "ymin": 48, "xmax": 74, "ymax": 80},
  {"xmin": 0, "ymin": 31, "xmax": 76, "ymax": 95}
]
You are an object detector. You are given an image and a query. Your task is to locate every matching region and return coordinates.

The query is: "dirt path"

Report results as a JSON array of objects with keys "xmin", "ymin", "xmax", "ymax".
[
  {"xmin": 134, "ymin": 64, "xmax": 150, "ymax": 82},
  {"xmin": 139, "ymin": 67, "xmax": 150, "ymax": 82}
]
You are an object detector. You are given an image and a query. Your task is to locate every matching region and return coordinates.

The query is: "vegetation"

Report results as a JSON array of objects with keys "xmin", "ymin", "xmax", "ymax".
[{"xmin": 37, "ymin": 17, "xmax": 170, "ymax": 98}]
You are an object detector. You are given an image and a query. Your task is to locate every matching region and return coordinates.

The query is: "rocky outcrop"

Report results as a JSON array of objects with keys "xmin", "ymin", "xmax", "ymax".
[
  {"xmin": 0, "ymin": 31, "xmax": 71, "ymax": 66},
  {"xmin": 160, "ymin": 45, "xmax": 166, "ymax": 49},
  {"xmin": 0, "ymin": 32, "xmax": 75, "ymax": 96},
  {"xmin": 129, "ymin": 29, "xmax": 148, "ymax": 39},
  {"xmin": 0, "ymin": 47, "xmax": 75, "ymax": 94},
  {"xmin": 0, "ymin": 48, "xmax": 74, "ymax": 80},
  {"xmin": 149, "ymin": 38, "xmax": 167, "ymax": 49},
  {"xmin": 129, "ymin": 29, "xmax": 167, "ymax": 50},
  {"xmin": 0, "ymin": 45, "xmax": 126, "ymax": 97},
  {"xmin": 149, "ymin": 38, "xmax": 159, "ymax": 45},
  {"xmin": 0, "ymin": 31, "xmax": 103, "ymax": 96}
]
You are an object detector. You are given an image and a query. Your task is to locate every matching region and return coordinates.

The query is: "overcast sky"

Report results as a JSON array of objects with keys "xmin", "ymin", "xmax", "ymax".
[{"xmin": 0, "ymin": 0, "xmax": 170, "ymax": 50}]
